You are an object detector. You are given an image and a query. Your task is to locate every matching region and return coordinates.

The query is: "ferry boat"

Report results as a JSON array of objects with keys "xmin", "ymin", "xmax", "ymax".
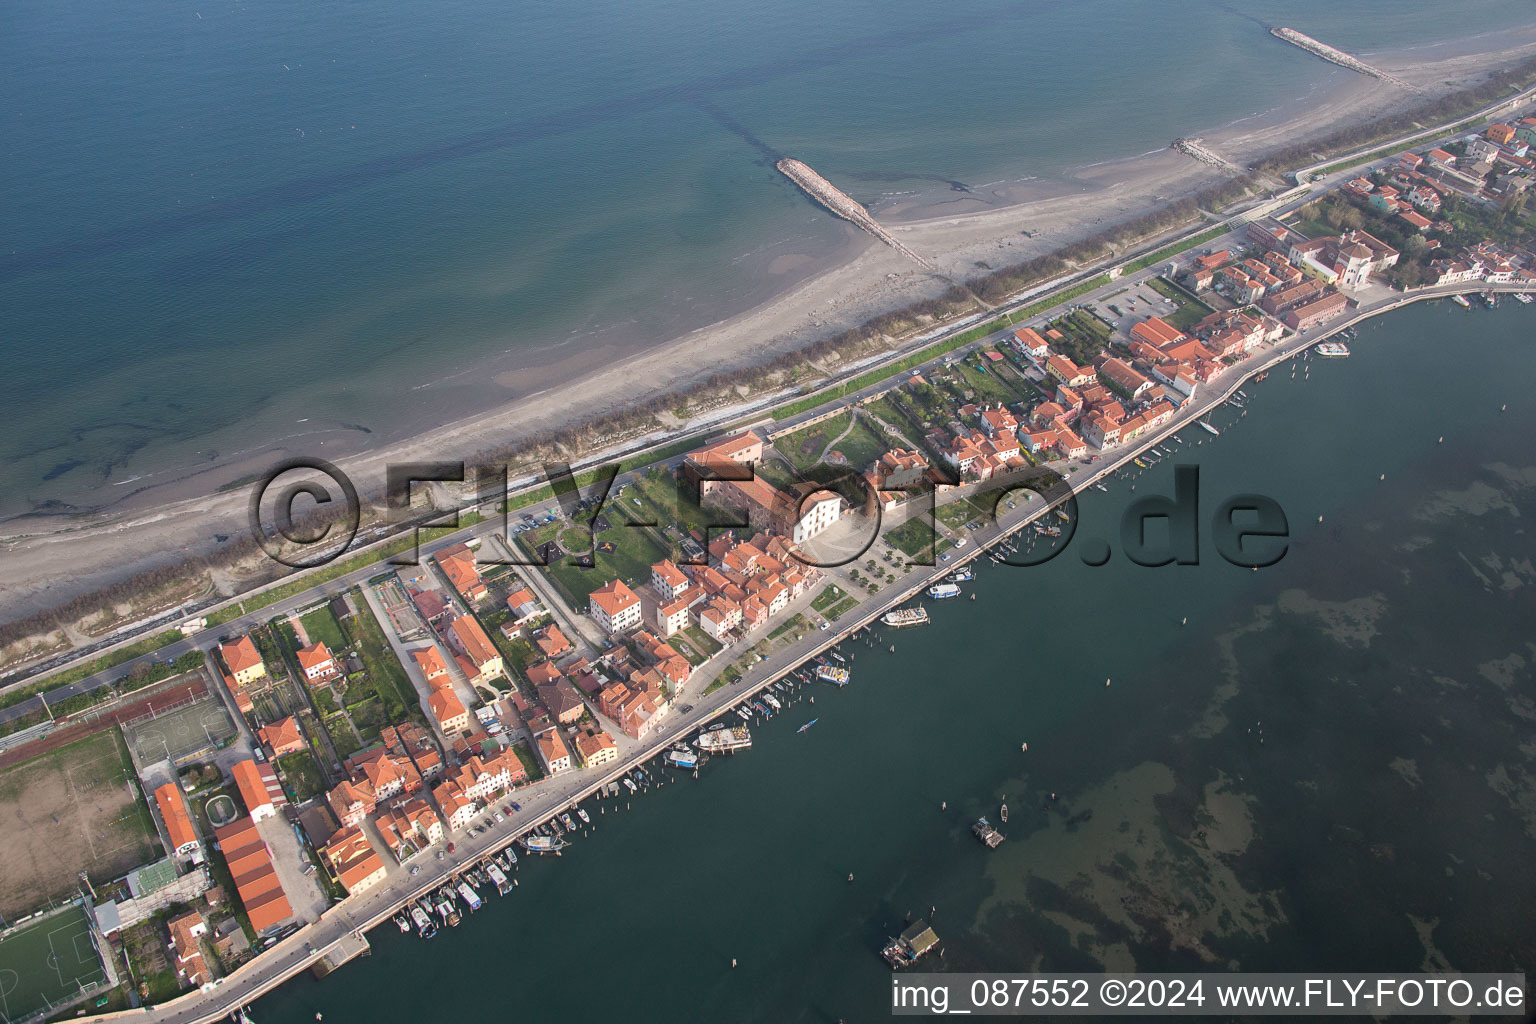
[
  {"xmin": 947, "ymin": 566, "xmax": 974, "ymax": 582},
  {"xmin": 816, "ymin": 665, "xmax": 851, "ymax": 686},
  {"xmin": 1453, "ymin": 294, "xmax": 1472, "ymax": 307},
  {"xmin": 520, "ymin": 834, "xmax": 569, "ymax": 854},
  {"xmin": 457, "ymin": 881, "xmax": 482, "ymax": 911},
  {"xmin": 881, "ymin": 606, "xmax": 929, "ymax": 628},
  {"xmin": 486, "ymin": 863, "xmax": 511, "ymax": 895},
  {"xmin": 666, "ymin": 745, "xmax": 700, "ymax": 770},
  {"xmin": 927, "ymin": 583, "xmax": 961, "ymax": 600},
  {"xmin": 409, "ymin": 903, "xmax": 437, "ymax": 938},
  {"xmin": 972, "ymin": 817, "xmax": 1006, "ymax": 848},
  {"xmin": 1314, "ymin": 340, "xmax": 1350, "ymax": 357},
  {"xmin": 1199, "ymin": 421, "xmax": 1220, "ymax": 436},
  {"xmin": 881, "ymin": 921, "xmax": 940, "ymax": 969},
  {"xmin": 695, "ymin": 724, "xmax": 752, "ymax": 753},
  {"xmin": 798, "ymin": 718, "xmax": 818, "ymax": 733}
]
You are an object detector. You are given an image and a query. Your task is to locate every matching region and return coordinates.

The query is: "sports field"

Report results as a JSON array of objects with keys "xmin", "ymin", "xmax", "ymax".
[
  {"xmin": 0, "ymin": 905, "xmax": 108, "ymax": 1024},
  {"xmin": 0, "ymin": 730, "xmax": 160, "ymax": 920},
  {"xmin": 121, "ymin": 696, "xmax": 237, "ymax": 766}
]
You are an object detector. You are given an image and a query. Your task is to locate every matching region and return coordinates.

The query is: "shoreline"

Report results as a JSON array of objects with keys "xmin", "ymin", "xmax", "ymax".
[
  {"xmin": 4, "ymin": 28, "xmax": 1536, "ymax": 628},
  {"xmin": 63, "ymin": 278, "xmax": 1529, "ymax": 1024}
]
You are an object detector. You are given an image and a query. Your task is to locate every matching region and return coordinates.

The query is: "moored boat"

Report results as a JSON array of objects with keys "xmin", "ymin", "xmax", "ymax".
[
  {"xmin": 816, "ymin": 664, "xmax": 851, "ymax": 685},
  {"xmin": 666, "ymin": 745, "xmax": 700, "ymax": 770},
  {"xmin": 881, "ymin": 606, "xmax": 929, "ymax": 628},
  {"xmin": 486, "ymin": 863, "xmax": 511, "ymax": 895},
  {"xmin": 927, "ymin": 583, "xmax": 961, "ymax": 600},
  {"xmin": 1314, "ymin": 340, "xmax": 1350, "ymax": 357},
  {"xmin": 695, "ymin": 724, "xmax": 752, "ymax": 753},
  {"xmin": 882, "ymin": 921, "xmax": 940, "ymax": 969},
  {"xmin": 520, "ymin": 833, "xmax": 569, "ymax": 854},
  {"xmin": 1199, "ymin": 421, "xmax": 1220, "ymax": 436},
  {"xmin": 972, "ymin": 816, "xmax": 1005, "ymax": 848}
]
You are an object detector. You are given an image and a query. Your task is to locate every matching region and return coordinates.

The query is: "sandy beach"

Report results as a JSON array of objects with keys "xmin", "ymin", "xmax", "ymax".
[{"xmin": 3, "ymin": 26, "xmax": 1536, "ymax": 631}]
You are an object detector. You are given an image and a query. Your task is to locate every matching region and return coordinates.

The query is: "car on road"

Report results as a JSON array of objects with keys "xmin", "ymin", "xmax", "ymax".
[
  {"xmin": 409, "ymin": 865, "xmax": 420, "ymax": 876},
  {"xmin": 941, "ymin": 553, "xmax": 951, "ymax": 562},
  {"xmin": 679, "ymin": 704, "xmax": 693, "ymax": 713},
  {"xmin": 504, "ymin": 804, "xmax": 514, "ymax": 815},
  {"xmin": 510, "ymin": 801, "xmax": 522, "ymax": 812},
  {"xmin": 447, "ymin": 842, "xmax": 456, "ymax": 854},
  {"xmin": 493, "ymin": 812, "xmax": 504, "ymax": 823},
  {"xmin": 819, "ymin": 621, "xmax": 829, "ymax": 631}
]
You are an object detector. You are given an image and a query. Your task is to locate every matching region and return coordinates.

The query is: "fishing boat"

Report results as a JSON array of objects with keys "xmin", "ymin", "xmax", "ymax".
[
  {"xmin": 881, "ymin": 606, "xmax": 929, "ymax": 628},
  {"xmin": 947, "ymin": 566, "xmax": 974, "ymax": 582},
  {"xmin": 457, "ymin": 881, "xmax": 483, "ymax": 911},
  {"xmin": 1314, "ymin": 340, "xmax": 1350, "ymax": 357},
  {"xmin": 695, "ymin": 724, "xmax": 752, "ymax": 753},
  {"xmin": 1199, "ymin": 421, "xmax": 1220, "ymax": 436},
  {"xmin": 666, "ymin": 745, "xmax": 700, "ymax": 769},
  {"xmin": 520, "ymin": 833, "xmax": 569, "ymax": 854},
  {"xmin": 409, "ymin": 903, "xmax": 437, "ymax": 938},
  {"xmin": 1453, "ymin": 294, "xmax": 1472, "ymax": 307},
  {"xmin": 881, "ymin": 921, "xmax": 940, "ymax": 969},
  {"xmin": 816, "ymin": 665, "xmax": 851, "ymax": 685},
  {"xmin": 798, "ymin": 718, "xmax": 818, "ymax": 733},
  {"xmin": 927, "ymin": 583, "xmax": 961, "ymax": 600},
  {"xmin": 972, "ymin": 817, "xmax": 1006, "ymax": 848},
  {"xmin": 486, "ymin": 862, "xmax": 512, "ymax": 895}
]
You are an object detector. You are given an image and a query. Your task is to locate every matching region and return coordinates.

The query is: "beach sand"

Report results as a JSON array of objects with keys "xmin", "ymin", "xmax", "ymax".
[{"xmin": 3, "ymin": 28, "xmax": 1536, "ymax": 629}]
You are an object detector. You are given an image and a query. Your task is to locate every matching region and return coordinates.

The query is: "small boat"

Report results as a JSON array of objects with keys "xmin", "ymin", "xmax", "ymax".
[
  {"xmin": 1000, "ymin": 802, "xmax": 1008, "ymax": 824},
  {"xmin": 1515, "ymin": 292, "xmax": 1533, "ymax": 304},
  {"xmin": 409, "ymin": 903, "xmax": 437, "ymax": 938},
  {"xmin": 1453, "ymin": 294, "xmax": 1472, "ymax": 308},
  {"xmin": 752, "ymin": 699, "xmax": 771, "ymax": 716},
  {"xmin": 559, "ymin": 812, "xmax": 577, "ymax": 832},
  {"xmin": 798, "ymin": 718, "xmax": 818, "ymax": 733},
  {"xmin": 486, "ymin": 863, "xmax": 511, "ymax": 895},
  {"xmin": 504, "ymin": 847, "xmax": 518, "ymax": 866},
  {"xmin": 736, "ymin": 706, "xmax": 751, "ymax": 720},
  {"xmin": 1199, "ymin": 421, "xmax": 1220, "ymax": 436},
  {"xmin": 927, "ymin": 583, "xmax": 961, "ymax": 600},
  {"xmin": 762, "ymin": 692, "xmax": 782, "ymax": 711},
  {"xmin": 948, "ymin": 567, "xmax": 974, "ymax": 582},
  {"xmin": 666, "ymin": 745, "xmax": 700, "ymax": 769},
  {"xmin": 1314, "ymin": 340, "xmax": 1350, "ymax": 357},
  {"xmin": 882, "ymin": 921, "xmax": 940, "ymax": 969},
  {"xmin": 1093, "ymin": 483, "xmax": 1108, "ymax": 492},
  {"xmin": 520, "ymin": 833, "xmax": 569, "ymax": 854},
  {"xmin": 623, "ymin": 777, "xmax": 638, "ymax": 793},
  {"xmin": 576, "ymin": 807, "xmax": 590, "ymax": 825},
  {"xmin": 394, "ymin": 912, "xmax": 410, "ymax": 933}
]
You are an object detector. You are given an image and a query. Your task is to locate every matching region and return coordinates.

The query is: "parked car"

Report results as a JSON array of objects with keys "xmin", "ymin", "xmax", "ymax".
[{"xmin": 493, "ymin": 812, "xmax": 504, "ymax": 823}]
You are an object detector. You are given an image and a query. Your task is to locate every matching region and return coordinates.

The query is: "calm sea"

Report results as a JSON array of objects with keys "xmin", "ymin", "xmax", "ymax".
[
  {"xmin": 4, "ymin": 0, "xmax": 1535, "ymax": 518},
  {"xmin": 247, "ymin": 299, "xmax": 1536, "ymax": 1021}
]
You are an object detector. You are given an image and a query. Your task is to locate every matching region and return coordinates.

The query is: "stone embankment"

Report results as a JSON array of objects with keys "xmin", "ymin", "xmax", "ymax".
[
  {"xmin": 1271, "ymin": 27, "xmax": 1416, "ymax": 90},
  {"xmin": 776, "ymin": 157, "xmax": 932, "ymax": 269}
]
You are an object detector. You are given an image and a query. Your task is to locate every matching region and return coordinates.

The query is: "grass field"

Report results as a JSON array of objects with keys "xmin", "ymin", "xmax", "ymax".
[
  {"xmin": 0, "ymin": 905, "xmax": 109, "ymax": 1023},
  {"xmin": 0, "ymin": 730, "xmax": 159, "ymax": 921},
  {"xmin": 298, "ymin": 606, "xmax": 349, "ymax": 655}
]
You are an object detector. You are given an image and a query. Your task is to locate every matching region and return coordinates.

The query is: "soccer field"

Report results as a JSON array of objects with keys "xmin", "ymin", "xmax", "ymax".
[{"xmin": 0, "ymin": 906, "xmax": 108, "ymax": 1024}]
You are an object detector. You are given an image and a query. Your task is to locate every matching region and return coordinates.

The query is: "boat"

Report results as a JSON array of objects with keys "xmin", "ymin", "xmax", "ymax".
[
  {"xmin": 394, "ymin": 911, "xmax": 411, "ymax": 933},
  {"xmin": 1314, "ymin": 340, "xmax": 1350, "ymax": 357},
  {"xmin": 622, "ymin": 777, "xmax": 638, "ymax": 793},
  {"xmin": 881, "ymin": 606, "xmax": 929, "ymax": 628},
  {"xmin": 576, "ymin": 807, "xmax": 590, "ymax": 825},
  {"xmin": 927, "ymin": 583, "xmax": 961, "ymax": 600},
  {"xmin": 695, "ymin": 724, "xmax": 752, "ymax": 753},
  {"xmin": 1453, "ymin": 294, "xmax": 1472, "ymax": 307},
  {"xmin": 1515, "ymin": 292, "xmax": 1533, "ymax": 304},
  {"xmin": 816, "ymin": 665, "xmax": 851, "ymax": 686},
  {"xmin": 1255, "ymin": 371, "xmax": 1270, "ymax": 382},
  {"xmin": 798, "ymin": 718, "xmax": 818, "ymax": 733},
  {"xmin": 457, "ymin": 881, "xmax": 482, "ymax": 911},
  {"xmin": 559, "ymin": 812, "xmax": 577, "ymax": 832},
  {"xmin": 666, "ymin": 745, "xmax": 700, "ymax": 769},
  {"xmin": 948, "ymin": 566, "xmax": 974, "ymax": 582},
  {"xmin": 486, "ymin": 863, "xmax": 511, "ymax": 895},
  {"xmin": 1093, "ymin": 483, "xmax": 1108, "ymax": 492},
  {"xmin": 502, "ymin": 847, "xmax": 518, "ymax": 867},
  {"xmin": 762, "ymin": 692, "xmax": 782, "ymax": 711},
  {"xmin": 1199, "ymin": 421, "xmax": 1220, "ymax": 436},
  {"xmin": 972, "ymin": 816, "xmax": 1006, "ymax": 848},
  {"xmin": 881, "ymin": 920, "xmax": 940, "ymax": 969},
  {"xmin": 752, "ymin": 699, "xmax": 770, "ymax": 715},
  {"xmin": 520, "ymin": 833, "xmax": 569, "ymax": 854},
  {"xmin": 1134, "ymin": 458, "xmax": 1147, "ymax": 469},
  {"xmin": 1000, "ymin": 802, "xmax": 1008, "ymax": 824},
  {"xmin": 409, "ymin": 903, "xmax": 437, "ymax": 938},
  {"xmin": 435, "ymin": 891, "xmax": 459, "ymax": 928}
]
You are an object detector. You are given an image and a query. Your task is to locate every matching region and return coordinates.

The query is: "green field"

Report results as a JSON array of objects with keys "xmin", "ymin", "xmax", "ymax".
[
  {"xmin": 299, "ymin": 607, "xmax": 348, "ymax": 654},
  {"xmin": 0, "ymin": 905, "xmax": 109, "ymax": 1023}
]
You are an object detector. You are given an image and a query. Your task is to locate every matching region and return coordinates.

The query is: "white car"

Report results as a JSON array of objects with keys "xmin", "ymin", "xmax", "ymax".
[
  {"xmin": 819, "ymin": 621, "xmax": 830, "ymax": 631},
  {"xmin": 493, "ymin": 812, "xmax": 504, "ymax": 823}
]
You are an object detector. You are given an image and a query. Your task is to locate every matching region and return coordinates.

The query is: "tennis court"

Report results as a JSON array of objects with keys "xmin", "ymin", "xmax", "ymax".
[{"xmin": 0, "ymin": 905, "xmax": 108, "ymax": 1024}]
